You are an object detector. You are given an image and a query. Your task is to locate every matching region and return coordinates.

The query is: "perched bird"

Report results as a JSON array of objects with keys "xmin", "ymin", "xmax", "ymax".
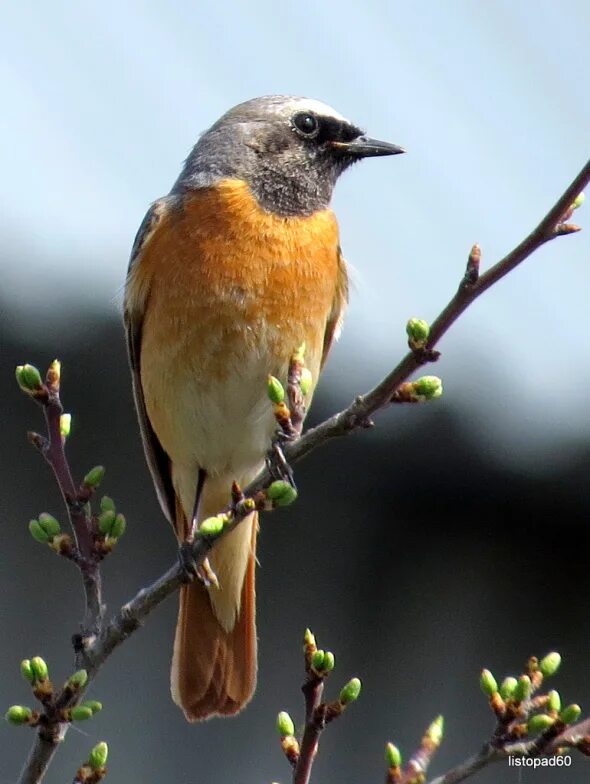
[{"xmin": 124, "ymin": 95, "xmax": 404, "ymax": 721}]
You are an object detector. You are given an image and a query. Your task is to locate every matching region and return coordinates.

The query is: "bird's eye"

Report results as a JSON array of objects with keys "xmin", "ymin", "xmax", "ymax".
[{"xmin": 292, "ymin": 112, "xmax": 319, "ymax": 137}]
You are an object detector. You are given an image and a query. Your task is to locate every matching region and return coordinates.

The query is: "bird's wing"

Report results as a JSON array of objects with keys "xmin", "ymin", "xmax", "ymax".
[
  {"xmin": 124, "ymin": 199, "xmax": 176, "ymax": 524},
  {"xmin": 321, "ymin": 245, "xmax": 349, "ymax": 368}
]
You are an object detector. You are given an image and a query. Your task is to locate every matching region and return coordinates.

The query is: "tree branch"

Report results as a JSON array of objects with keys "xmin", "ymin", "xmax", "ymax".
[{"xmin": 14, "ymin": 159, "xmax": 590, "ymax": 784}]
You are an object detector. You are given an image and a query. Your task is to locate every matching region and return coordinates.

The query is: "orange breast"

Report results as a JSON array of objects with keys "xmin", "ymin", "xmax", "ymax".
[{"xmin": 129, "ymin": 178, "xmax": 344, "ymax": 489}]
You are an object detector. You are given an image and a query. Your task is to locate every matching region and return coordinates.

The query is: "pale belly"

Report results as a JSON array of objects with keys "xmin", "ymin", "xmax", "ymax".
[{"xmin": 140, "ymin": 304, "xmax": 324, "ymax": 516}]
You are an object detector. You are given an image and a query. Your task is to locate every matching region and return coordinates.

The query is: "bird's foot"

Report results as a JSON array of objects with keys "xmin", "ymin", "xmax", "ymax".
[
  {"xmin": 177, "ymin": 542, "xmax": 219, "ymax": 588},
  {"xmin": 266, "ymin": 439, "xmax": 296, "ymax": 488}
]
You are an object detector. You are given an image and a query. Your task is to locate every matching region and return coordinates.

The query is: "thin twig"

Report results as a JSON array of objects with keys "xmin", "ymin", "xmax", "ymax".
[
  {"xmin": 15, "ymin": 159, "xmax": 590, "ymax": 784},
  {"xmin": 32, "ymin": 373, "xmax": 103, "ymax": 634},
  {"xmin": 293, "ymin": 674, "xmax": 324, "ymax": 784}
]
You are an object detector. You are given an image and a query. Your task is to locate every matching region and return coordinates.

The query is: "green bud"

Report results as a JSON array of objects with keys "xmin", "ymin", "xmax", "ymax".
[
  {"xmin": 528, "ymin": 714, "xmax": 555, "ymax": 733},
  {"xmin": 514, "ymin": 675, "xmax": 532, "ymax": 703},
  {"xmin": 385, "ymin": 742, "xmax": 402, "ymax": 768},
  {"xmin": 199, "ymin": 515, "xmax": 225, "ymax": 537},
  {"xmin": 110, "ymin": 513, "xmax": 126, "ymax": 539},
  {"xmin": 292, "ymin": 342, "xmax": 306, "ymax": 363},
  {"xmin": 67, "ymin": 669, "xmax": 88, "ymax": 689},
  {"xmin": 539, "ymin": 652, "xmax": 561, "ymax": 678},
  {"xmin": 6, "ymin": 705, "xmax": 32, "ymax": 725},
  {"xmin": 100, "ymin": 496, "xmax": 116, "ymax": 513},
  {"xmin": 70, "ymin": 705, "xmax": 94, "ymax": 721},
  {"xmin": 88, "ymin": 742, "xmax": 109, "ymax": 770},
  {"xmin": 29, "ymin": 520, "xmax": 49, "ymax": 544},
  {"xmin": 38, "ymin": 513, "xmax": 60, "ymax": 538},
  {"xmin": 406, "ymin": 318, "xmax": 430, "ymax": 347},
  {"xmin": 339, "ymin": 677, "xmax": 362, "ymax": 705},
  {"xmin": 572, "ymin": 192, "xmax": 585, "ymax": 210},
  {"xmin": 20, "ymin": 659, "xmax": 34, "ymax": 684},
  {"xmin": 59, "ymin": 413, "xmax": 72, "ymax": 439},
  {"xmin": 15, "ymin": 364, "xmax": 43, "ymax": 393},
  {"xmin": 81, "ymin": 700, "xmax": 102, "ymax": 714},
  {"xmin": 480, "ymin": 669, "xmax": 498, "ymax": 697},
  {"xmin": 303, "ymin": 628, "xmax": 316, "ymax": 648},
  {"xmin": 299, "ymin": 367, "xmax": 313, "ymax": 396},
  {"xmin": 311, "ymin": 650, "xmax": 325, "ymax": 671},
  {"xmin": 322, "ymin": 651, "xmax": 335, "ymax": 672},
  {"xmin": 500, "ymin": 677, "xmax": 518, "ymax": 700},
  {"xmin": 560, "ymin": 704, "xmax": 581, "ymax": 724},
  {"xmin": 277, "ymin": 711, "xmax": 295, "ymax": 737},
  {"xmin": 98, "ymin": 510, "xmax": 116, "ymax": 535},
  {"xmin": 84, "ymin": 466, "xmax": 106, "ymax": 488},
  {"xmin": 547, "ymin": 690, "xmax": 561, "ymax": 713},
  {"xmin": 30, "ymin": 657, "xmax": 48, "ymax": 682},
  {"xmin": 267, "ymin": 375, "xmax": 286, "ymax": 404},
  {"xmin": 427, "ymin": 715, "xmax": 445, "ymax": 746},
  {"xmin": 413, "ymin": 375, "xmax": 443, "ymax": 401},
  {"xmin": 267, "ymin": 480, "xmax": 298, "ymax": 507}
]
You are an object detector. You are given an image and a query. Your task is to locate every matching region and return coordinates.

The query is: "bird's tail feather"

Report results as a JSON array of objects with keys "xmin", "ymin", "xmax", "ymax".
[{"xmin": 171, "ymin": 488, "xmax": 257, "ymax": 721}]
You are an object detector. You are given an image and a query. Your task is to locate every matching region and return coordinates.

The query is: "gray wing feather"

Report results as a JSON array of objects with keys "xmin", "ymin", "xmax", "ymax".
[{"xmin": 124, "ymin": 200, "xmax": 176, "ymax": 524}]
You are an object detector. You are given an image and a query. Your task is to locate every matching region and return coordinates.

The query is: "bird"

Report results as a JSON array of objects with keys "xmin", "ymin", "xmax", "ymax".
[{"xmin": 124, "ymin": 95, "xmax": 404, "ymax": 721}]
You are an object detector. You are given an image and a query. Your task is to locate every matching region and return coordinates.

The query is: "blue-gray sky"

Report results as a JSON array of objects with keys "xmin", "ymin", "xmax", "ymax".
[{"xmin": 2, "ymin": 0, "xmax": 589, "ymax": 453}]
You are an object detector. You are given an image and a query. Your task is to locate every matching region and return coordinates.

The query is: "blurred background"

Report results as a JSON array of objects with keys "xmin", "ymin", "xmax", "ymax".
[{"xmin": 1, "ymin": 1, "xmax": 589, "ymax": 782}]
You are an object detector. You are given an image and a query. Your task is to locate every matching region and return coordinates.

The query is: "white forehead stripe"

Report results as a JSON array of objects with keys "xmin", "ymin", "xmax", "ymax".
[{"xmin": 288, "ymin": 97, "xmax": 348, "ymax": 122}]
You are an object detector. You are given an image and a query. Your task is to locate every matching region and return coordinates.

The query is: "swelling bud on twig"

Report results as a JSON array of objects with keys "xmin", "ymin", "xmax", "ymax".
[
  {"xmin": 100, "ymin": 496, "xmax": 116, "ymax": 513},
  {"xmin": 267, "ymin": 480, "xmax": 298, "ymax": 507},
  {"xmin": 303, "ymin": 628, "xmax": 316, "ymax": 649},
  {"xmin": 6, "ymin": 705, "xmax": 33, "ymax": 725},
  {"xmin": 560, "ymin": 704, "xmax": 582, "ymax": 724},
  {"xmin": 70, "ymin": 705, "xmax": 94, "ymax": 721},
  {"xmin": 426, "ymin": 715, "xmax": 445, "ymax": 747},
  {"xmin": 199, "ymin": 515, "xmax": 226, "ymax": 537},
  {"xmin": 110, "ymin": 513, "xmax": 126, "ymax": 539},
  {"xmin": 30, "ymin": 657, "xmax": 48, "ymax": 682},
  {"xmin": 339, "ymin": 677, "xmax": 362, "ymax": 705},
  {"xmin": 406, "ymin": 318, "xmax": 430, "ymax": 349},
  {"xmin": 29, "ymin": 520, "xmax": 50, "ymax": 544},
  {"xmin": 81, "ymin": 700, "xmax": 102, "ymax": 714},
  {"xmin": 514, "ymin": 675, "xmax": 532, "ymax": 702},
  {"xmin": 277, "ymin": 711, "xmax": 295, "ymax": 737},
  {"xmin": 572, "ymin": 192, "xmax": 585, "ymax": 210},
  {"xmin": 299, "ymin": 367, "xmax": 313, "ymax": 396},
  {"xmin": 311, "ymin": 649, "xmax": 335, "ymax": 674},
  {"xmin": 20, "ymin": 660, "xmax": 35, "ymax": 685},
  {"xmin": 67, "ymin": 669, "xmax": 88, "ymax": 689},
  {"xmin": 547, "ymin": 690, "xmax": 561, "ymax": 712},
  {"xmin": 83, "ymin": 466, "xmax": 106, "ymax": 489},
  {"xmin": 38, "ymin": 513, "xmax": 61, "ymax": 538},
  {"xmin": 292, "ymin": 342, "xmax": 306, "ymax": 363},
  {"xmin": 539, "ymin": 652, "xmax": 561, "ymax": 678},
  {"xmin": 385, "ymin": 742, "xmax": 402, "ymax": 768},
  {"xmin": 528, "ymin": 714, "xmax": 555, "ymax": 733},
  {"xmin": 15, "ymin": 364, "xmax": 43, "ymax": 394},
  {"xmin": 480, "ymin": 669, "xmax": 498, "ymax": 696},
  {"xmin": 59, "ymin": 413, "xmax": 72, "ymax": 439},
  {"xmin": 322, "ymin": 651, "xmax": 335, "ymax": 672},
  {"xmin": 88, "ymin": 742, "xmax": 109, "ymax": 770},
  {"xmin": 46, "ymin": 359, "xmax": 61, "ymax": 389},
  {"xmin": 98, "ymin": 510, "xmax": 116, "ymax": 535},
  {"xmin": 413, "ymin": 376, "xmax": 443, "ymax": 401},
  {"xmin": 500, "ymin": 677, "xmax": 518, "ymax": 700},
  {"xmin": 267, "ymin": 376, "xmax": 286, "ymax": 404}
]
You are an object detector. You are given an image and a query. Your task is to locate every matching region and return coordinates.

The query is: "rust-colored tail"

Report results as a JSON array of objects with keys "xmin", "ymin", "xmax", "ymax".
[{"xmin": 171, "ymin": 493, "xmax": 257, "ymax": 722}]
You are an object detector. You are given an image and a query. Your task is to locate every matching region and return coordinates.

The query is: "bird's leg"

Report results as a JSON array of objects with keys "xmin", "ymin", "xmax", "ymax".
[
  {"xmin": 177, "ymin": 468, "xmax": 219, "ymax": 587},
  {"xmin": 266, "ymin": 435, "xmax": 296, "ymax": 489}
]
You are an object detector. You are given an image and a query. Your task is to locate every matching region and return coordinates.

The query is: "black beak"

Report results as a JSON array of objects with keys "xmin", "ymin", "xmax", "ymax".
[{"xmin": 331, "ymin": 135, "xmax": 406, "ymax": 158}]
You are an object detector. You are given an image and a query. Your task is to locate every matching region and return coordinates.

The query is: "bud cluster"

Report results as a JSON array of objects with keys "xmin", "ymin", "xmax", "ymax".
[
  {"xmin": 97, "ymin": 495, "xmax": 126, "ymax": 546},
  {"xmin": 478, "ymin": 651, "xmax": 584, "ymax": 749}
]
